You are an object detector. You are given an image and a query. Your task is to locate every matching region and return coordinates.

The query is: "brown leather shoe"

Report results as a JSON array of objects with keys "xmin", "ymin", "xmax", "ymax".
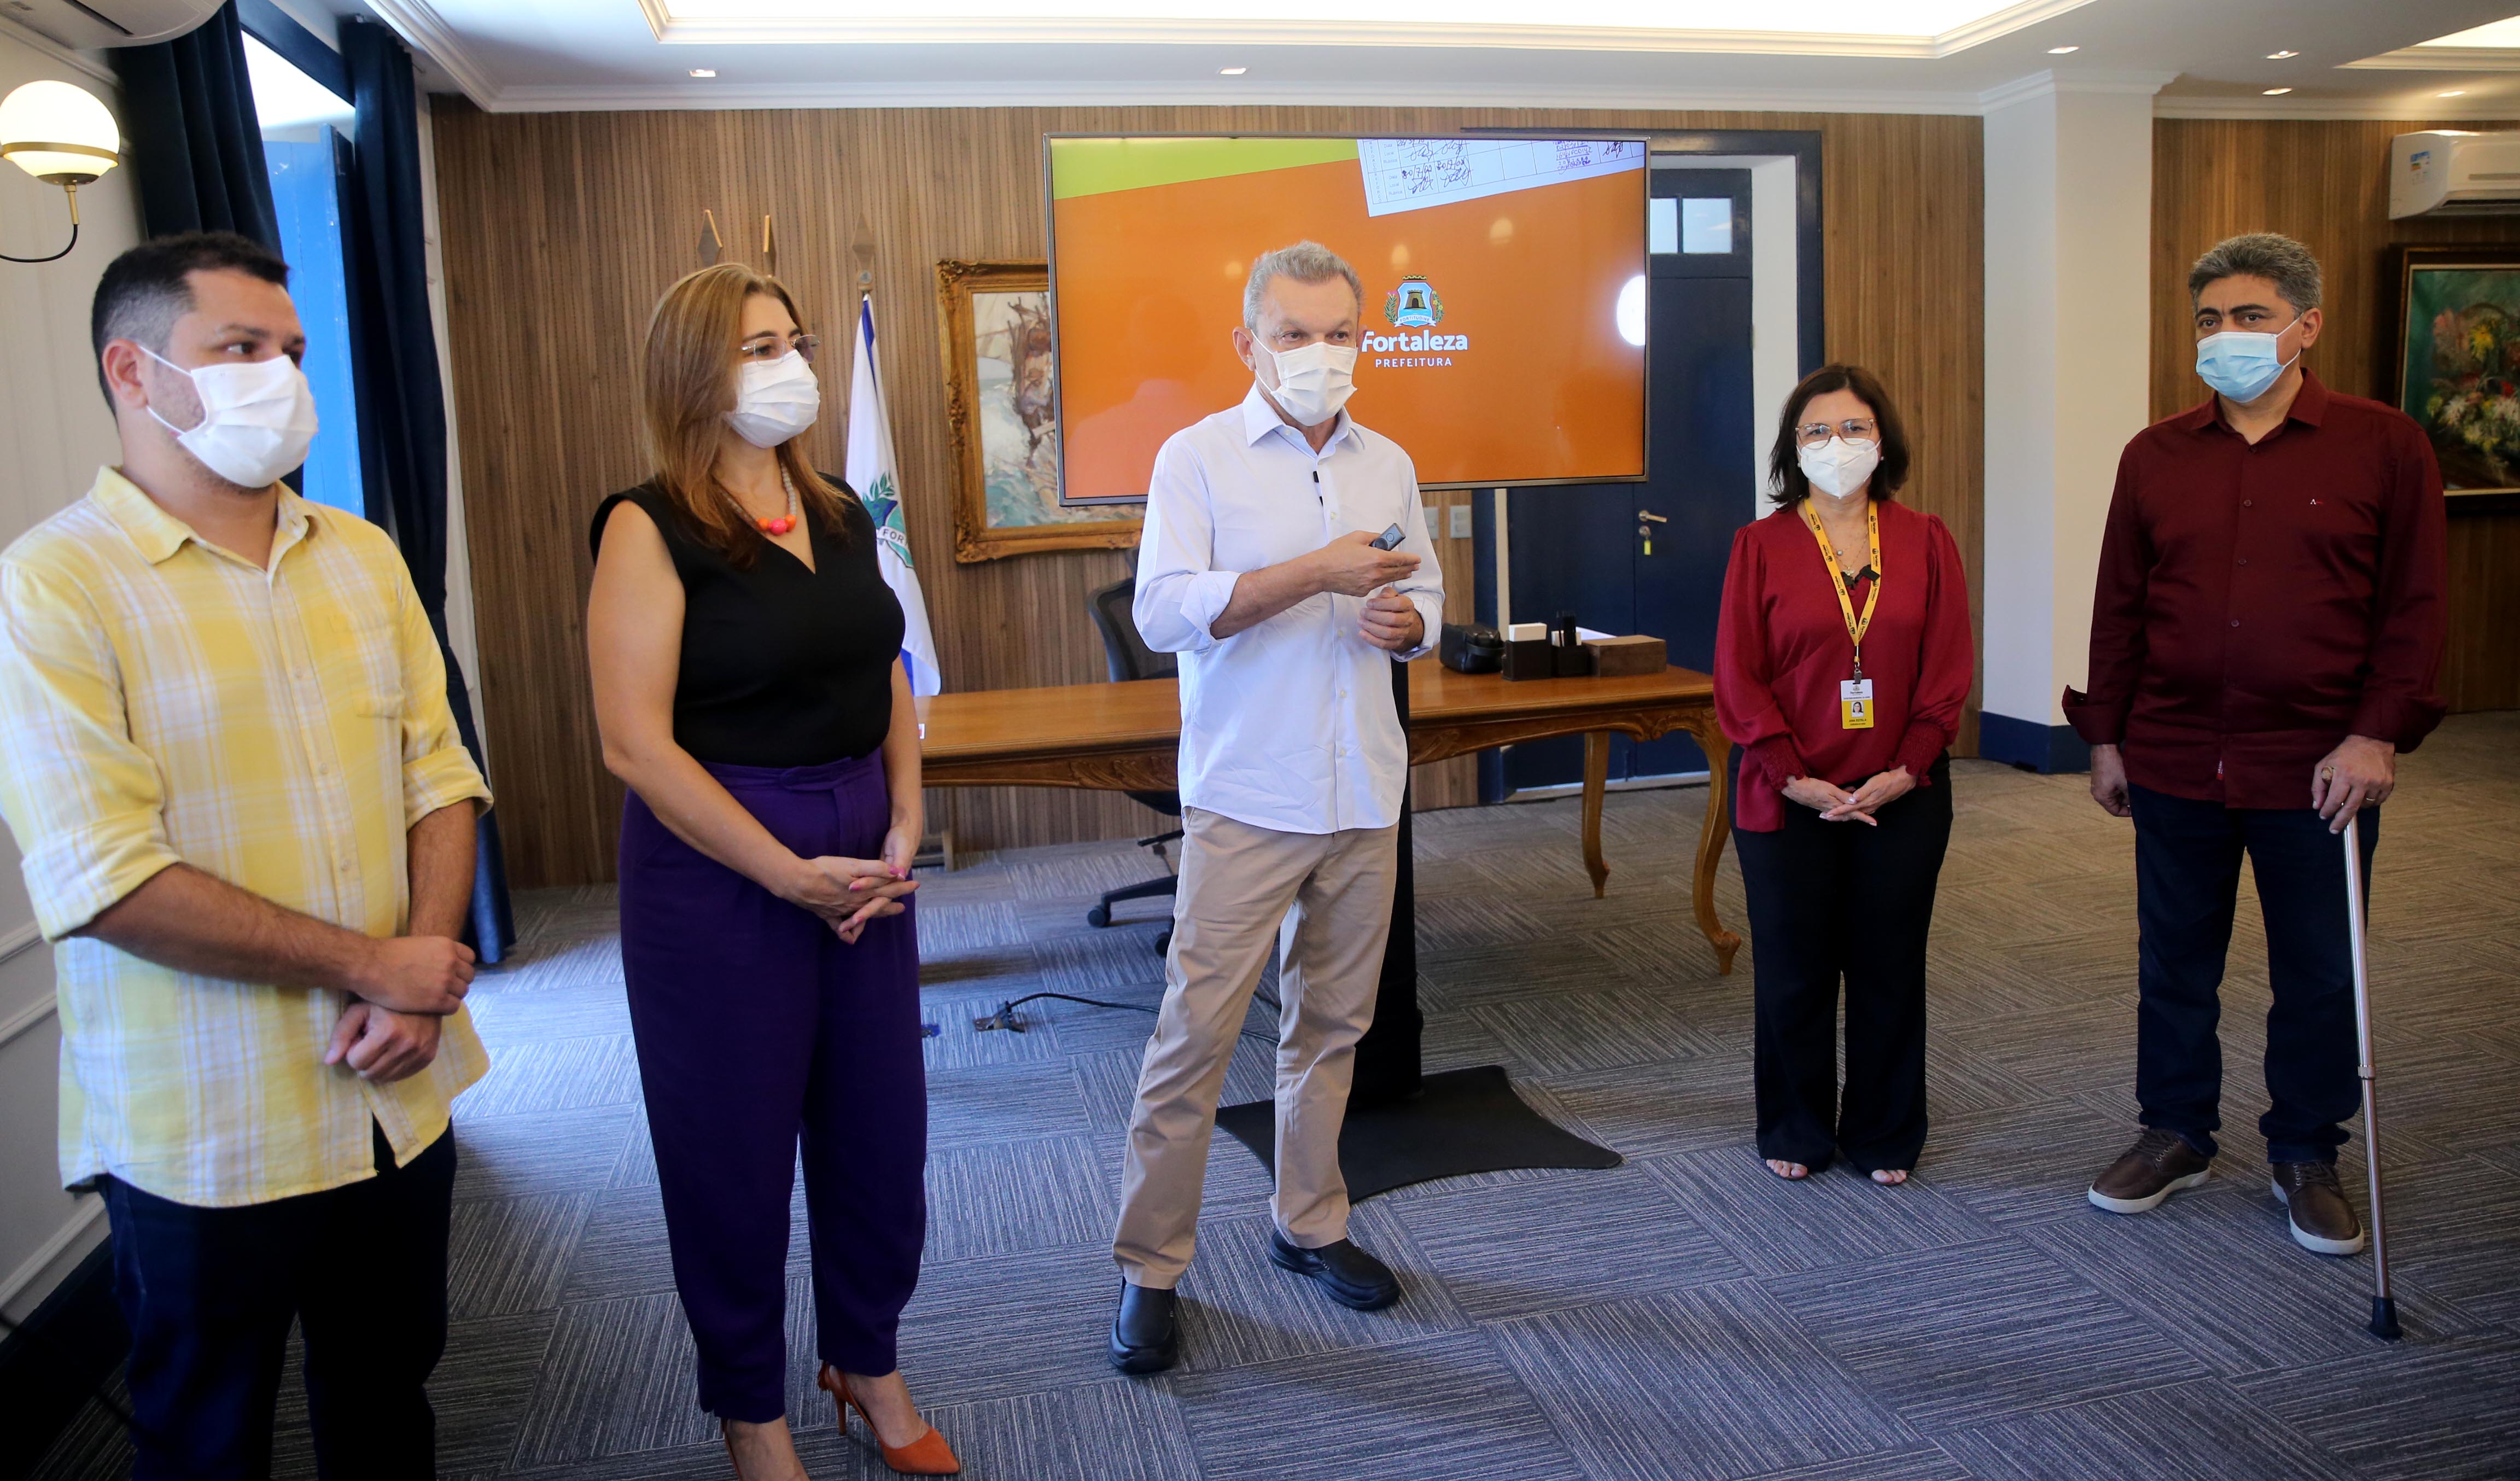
[
  {"xmin": 2272, "ymin": 1162, "xmax": 2366, "ymax": 1256},
  {"xmin": 2088, "ymin": 1128, "xmax": 2212, "ymax": 1214}
]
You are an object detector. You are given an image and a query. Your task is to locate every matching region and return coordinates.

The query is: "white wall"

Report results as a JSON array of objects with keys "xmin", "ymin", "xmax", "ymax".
[
  {"xmin": 1980, "ymin": 74, "xmax": 2157, "ymax": 743},
  {"xmin": 0, "ymin": 19, "xmax": 138, "ymax": 1324},
  {"xmin": 1981, "ymin": 86, "xmax": 2063, "ymax": 729}
]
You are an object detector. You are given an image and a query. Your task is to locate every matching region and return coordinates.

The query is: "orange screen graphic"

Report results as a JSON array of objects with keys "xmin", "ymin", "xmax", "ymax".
[{"xmin": 1048, "ymin": 140, "xmax": 1646, "ymax": 500}]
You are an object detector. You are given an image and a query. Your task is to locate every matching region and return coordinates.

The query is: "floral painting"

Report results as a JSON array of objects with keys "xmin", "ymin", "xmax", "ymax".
[{"xmin": 2393, "ymin": 251, "xmax": 2520, "ymax": 495}]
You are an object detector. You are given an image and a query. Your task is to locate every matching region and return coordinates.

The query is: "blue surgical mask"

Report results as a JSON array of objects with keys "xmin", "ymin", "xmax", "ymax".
[{"xmin": 2194, "ymin": 312, "xmax": 2303, "ymax": 404}]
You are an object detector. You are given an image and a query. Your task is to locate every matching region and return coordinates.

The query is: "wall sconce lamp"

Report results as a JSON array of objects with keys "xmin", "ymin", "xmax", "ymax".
[{"xmin": 0, "ymin": 80, "xmax": 121, "ymax": 265}]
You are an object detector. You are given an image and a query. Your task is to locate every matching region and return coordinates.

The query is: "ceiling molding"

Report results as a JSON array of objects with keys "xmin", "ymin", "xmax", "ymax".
[
  {"xmin": 481, "ymin": 78, "xmax": 2002, "ymax": 114},
  {"xmin": 638, "ymin": 0, "xmax": 2096, "ymax": 59},
  {"xmin": 2153, "ymin": 95, "xmax": 2520, "ymax": 121},
  {"xmin": 1930, "ymin": 0, "xmax": 2095, "ymax": 56},
  {"xmin": 463, "ymin": 72, "xmax": 2490, "ymax": 123},
  {"xmin": 2344, "ymin": 46, "xmax": 2520, "ymax": 74},
  {"xmin": 1976, "ymin": 67, "xmax": 2174, "ymax": 111},
  {"xmin": 0, "ymin": 14, "xmax": 120, "ymax": 90},
  {"xmin": 362, "ymin": 0, "xmax": 501, "ymax": 108}
]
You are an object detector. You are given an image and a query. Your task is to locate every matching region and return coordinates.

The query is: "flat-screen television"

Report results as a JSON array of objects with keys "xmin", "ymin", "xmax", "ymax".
[{"xmin": 1046, "ymin": 134, "xmax": 1648, "ymax": 504}]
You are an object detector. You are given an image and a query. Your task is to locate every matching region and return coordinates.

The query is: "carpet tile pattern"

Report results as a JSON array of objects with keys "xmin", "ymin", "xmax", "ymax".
[{"xmin": 30, "ymin": 712, "xmax": 2520, "ymax": 1479}]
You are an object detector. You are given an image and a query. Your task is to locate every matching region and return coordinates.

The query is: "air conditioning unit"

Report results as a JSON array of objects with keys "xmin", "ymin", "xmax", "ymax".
[
  {"xmin": 0, "ymin": 0, "xmax": 220, "ymax": 49},
  {"xmin": 2391, "ymin": 130, "xmax": 2520, "ymax": 218}
]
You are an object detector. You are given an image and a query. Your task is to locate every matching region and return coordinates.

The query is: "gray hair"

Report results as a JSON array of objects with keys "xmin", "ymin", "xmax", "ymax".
[
  {"xmin": 1242, "ymin": 241, "xmax": 1363, "ymax": 331},
  {"xmin": 2188, "ymin": 232, "xmax": 2323, "ymax": 313}
]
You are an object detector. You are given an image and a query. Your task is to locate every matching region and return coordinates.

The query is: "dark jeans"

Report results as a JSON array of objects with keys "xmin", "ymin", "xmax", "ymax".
[
  {"xmin": 618, "ymin": 750, "xmax": 928, "ymax": 1424},
  {"xmin": 1731, "ymin": 751, "xmax": 1952, "ymax": 1174},
  {"xmin": 2129, "ymin": 783, "xmax": 2376, "ymax": 1165},
  {"xmin": 97, "ymin": 1122, "xmax": 454, "ymax": 1481}
]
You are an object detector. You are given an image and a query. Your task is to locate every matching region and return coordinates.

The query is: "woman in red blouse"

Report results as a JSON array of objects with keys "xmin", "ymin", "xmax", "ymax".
[{"xmin": 1714, "ymin": 365, "xmax": 1973, "ymax": 1186}]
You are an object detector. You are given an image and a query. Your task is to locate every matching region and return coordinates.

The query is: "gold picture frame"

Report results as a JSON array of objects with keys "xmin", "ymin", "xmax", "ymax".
[{"xmin": 935, "ymin": 260, "xmax": 1142, "ymax": 562}]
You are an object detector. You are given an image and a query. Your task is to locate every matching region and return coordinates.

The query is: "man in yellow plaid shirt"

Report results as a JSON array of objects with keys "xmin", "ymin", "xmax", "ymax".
[{"xmin": 0, "ymin": 233, "xmax": 491, "ymax": 1477}]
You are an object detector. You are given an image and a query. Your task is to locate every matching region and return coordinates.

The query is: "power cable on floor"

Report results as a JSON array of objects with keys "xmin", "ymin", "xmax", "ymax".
[{"xmin": 972, "ymin": 991, "xmax": 1276, "ymax": 1043}]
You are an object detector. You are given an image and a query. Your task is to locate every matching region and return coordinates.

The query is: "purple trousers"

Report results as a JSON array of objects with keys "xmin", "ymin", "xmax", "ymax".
[{"xmin": 618, "ymin": 751, "xmax": 926, "ymax": 1423}]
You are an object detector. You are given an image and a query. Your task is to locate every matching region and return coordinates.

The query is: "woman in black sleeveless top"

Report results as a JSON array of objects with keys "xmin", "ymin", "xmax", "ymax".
[{"xmin": 587, "ymin": 265, "xmax": 958, "ymax": 1478}]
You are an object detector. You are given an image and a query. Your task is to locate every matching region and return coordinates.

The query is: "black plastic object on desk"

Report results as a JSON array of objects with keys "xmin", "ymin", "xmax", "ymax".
[
  {"xmin": 1549, "ymin": 610, "xmax": 1595, "ymax": 677},
  {"xmin": 1501, "ymin": 621, "xmax": 1553, "ymax": 681},
  {"xmin": 1439, "ymin": 622, "xmax": 1503, "ymax": 673}
]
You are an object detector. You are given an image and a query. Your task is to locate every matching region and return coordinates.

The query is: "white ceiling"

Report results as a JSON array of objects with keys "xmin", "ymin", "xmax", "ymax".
[{"xmin": 325, "ymin": 0, "xmax": 2520, "ymax": 117}]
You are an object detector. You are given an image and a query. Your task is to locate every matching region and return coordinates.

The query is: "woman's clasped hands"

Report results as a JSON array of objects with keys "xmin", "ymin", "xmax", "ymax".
[
  {"xmin": 1782, "ymin": 765, "xmax": 1915, "ymax": 826},
  {"xmin": 782, "ymin": 849, "xmax": 917, "ymax": 943}
]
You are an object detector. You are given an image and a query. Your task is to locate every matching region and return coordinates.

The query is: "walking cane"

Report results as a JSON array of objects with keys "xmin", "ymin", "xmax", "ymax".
[{"xmin": 2340, "ymin": 811, "xmax": 2401, "ymax": 1341}]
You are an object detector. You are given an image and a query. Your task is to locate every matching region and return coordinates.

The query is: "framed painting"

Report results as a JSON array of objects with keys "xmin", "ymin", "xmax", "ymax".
[
  {"xmin": 935, "ymin": 260, "xmax": 1142, "ymax": 561},
  {"xmin": 2385, "ymin": 244, "xmax": 2520, "ymax": 512}
]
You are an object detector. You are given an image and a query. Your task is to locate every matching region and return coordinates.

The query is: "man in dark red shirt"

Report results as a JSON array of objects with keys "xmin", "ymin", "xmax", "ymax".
[{"xmin": 2063, "ymin": 232, "xmax": 2446, "ymax": 1259}]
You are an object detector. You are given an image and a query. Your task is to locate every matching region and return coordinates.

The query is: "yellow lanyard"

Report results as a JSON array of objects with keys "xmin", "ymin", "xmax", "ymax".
[{"xmin": 1802, "ymin": 500, "xmax": 1881, "ymax": 677}]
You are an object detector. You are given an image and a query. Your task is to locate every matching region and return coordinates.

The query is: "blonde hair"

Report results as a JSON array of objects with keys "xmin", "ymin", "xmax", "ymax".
[{"xmin": 639, "ymin": 263, "xmax": 851, "ymax": 565}]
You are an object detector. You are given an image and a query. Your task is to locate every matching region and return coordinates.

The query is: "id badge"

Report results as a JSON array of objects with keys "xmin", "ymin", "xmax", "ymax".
[{"xmin": 1839, "ymin": 678, "xmax": 1875, "ymax": 731}]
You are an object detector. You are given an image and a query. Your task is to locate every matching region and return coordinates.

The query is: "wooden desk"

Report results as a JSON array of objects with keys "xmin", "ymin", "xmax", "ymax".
[{"xmin": 918, "ymin": 661, "xmax": 1740, "ymax": 973}]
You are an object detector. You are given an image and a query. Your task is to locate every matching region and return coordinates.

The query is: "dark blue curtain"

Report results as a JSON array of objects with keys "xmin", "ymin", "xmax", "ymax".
[
  {"xmin": 110, "ymin": 3, "xmax": 279, "ymax": 249},
  {"xmin": 339, "ymin": 18, "xmax": 515, "ymax": 963}
]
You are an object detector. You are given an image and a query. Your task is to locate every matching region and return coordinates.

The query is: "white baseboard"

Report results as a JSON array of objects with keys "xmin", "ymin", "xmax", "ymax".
[{"xmin": 0, "ymin": 1193, "xmax": 104, "ymax": 1319}]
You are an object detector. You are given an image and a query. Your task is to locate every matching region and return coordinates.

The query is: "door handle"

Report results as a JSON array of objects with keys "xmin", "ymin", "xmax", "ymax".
[{"xmin": 1638, "ymin": 511, "xmax": 1669, "ymax": 524}]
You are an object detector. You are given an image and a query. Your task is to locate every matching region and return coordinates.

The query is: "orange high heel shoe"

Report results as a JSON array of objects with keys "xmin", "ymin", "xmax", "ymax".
[{"xmin": 819, "ymin": 1365, "xmax": 961, "ymax": 1476}]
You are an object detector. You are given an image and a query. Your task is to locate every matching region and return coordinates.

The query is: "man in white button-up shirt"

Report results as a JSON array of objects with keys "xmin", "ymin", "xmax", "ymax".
[{"xmin": 1109, "ymin": 242, "xmax": 1443, "ymax": 1374}]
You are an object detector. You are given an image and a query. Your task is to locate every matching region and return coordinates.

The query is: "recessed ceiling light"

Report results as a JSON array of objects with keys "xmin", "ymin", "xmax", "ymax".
[
  {"xmin": 2442, "ymin": 89, "xmax": 2469, "ymax": 97},
  {"xmin": 1219, "ymin": 65, "xmax": 1247, "ymax": 74},
  {"xmin": 2262, "ymin": 87, "xmax": 2291, "ymax": 95},
  {"xmin": 2046, "ymin": 44, "xmax": 2077, "ymax": 54},
  {"xmin": 2266, "ymin": 50, "xmax": 2297, "ymax": 60},
  {"xmin": 689, "ymin": 67, "xmax": 716, "ymax": 77}
]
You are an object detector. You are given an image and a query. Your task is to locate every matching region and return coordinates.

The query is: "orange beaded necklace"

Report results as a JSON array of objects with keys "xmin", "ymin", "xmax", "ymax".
[{"xmin": 748, "ymin": 468, "xmax": 800, "ymax": 537}]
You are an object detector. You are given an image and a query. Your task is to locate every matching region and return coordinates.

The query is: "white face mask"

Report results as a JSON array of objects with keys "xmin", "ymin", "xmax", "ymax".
[
  {"xmin": 1798, "ymin": 436, "xmax": 1881, "ymax": 499},
  {"xmin": 141, "ymin": 345, "xmax": 319, "ymax": 489},
  {"xmin": 726, "ymin": 349, "xmax": 821, "ymax": 448},
  {"xmin": 1261, "ymin": 340, "xmax": 1358, "ymax": 427}
]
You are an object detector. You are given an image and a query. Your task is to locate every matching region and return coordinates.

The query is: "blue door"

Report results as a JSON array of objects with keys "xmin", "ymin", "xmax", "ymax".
[{"xmin": 1482, "ymin": 167, "xmax": 1757, "ymax": 795}]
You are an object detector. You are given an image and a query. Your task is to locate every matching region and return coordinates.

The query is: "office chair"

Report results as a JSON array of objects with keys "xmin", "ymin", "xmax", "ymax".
[{"xmin": 1085, "ymin": 576, "xmax": 1182, "ymax": 954}]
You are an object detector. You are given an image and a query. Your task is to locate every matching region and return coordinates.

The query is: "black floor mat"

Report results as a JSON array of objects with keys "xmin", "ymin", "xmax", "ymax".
[{"xmin": 1216, "ymin": 1063, "xmax": 1622, "ymax": 1203}]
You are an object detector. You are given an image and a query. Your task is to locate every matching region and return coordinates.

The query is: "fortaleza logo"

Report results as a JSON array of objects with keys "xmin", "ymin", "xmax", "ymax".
[{"xmin": 1371, "ymin": 275, "xmax": 1467, "ymax": 365}]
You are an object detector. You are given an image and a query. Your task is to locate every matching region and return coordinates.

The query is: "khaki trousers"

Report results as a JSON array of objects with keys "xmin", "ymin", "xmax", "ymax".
[{"xmin": 1111, "ymin": 806, "xmax": 1401, "ymax": 1289}]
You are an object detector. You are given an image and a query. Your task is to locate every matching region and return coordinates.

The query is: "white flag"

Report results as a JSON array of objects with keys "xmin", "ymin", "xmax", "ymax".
[{"xmin": 845, "ymin": 294, "xmax": 942, "ymax": 697}]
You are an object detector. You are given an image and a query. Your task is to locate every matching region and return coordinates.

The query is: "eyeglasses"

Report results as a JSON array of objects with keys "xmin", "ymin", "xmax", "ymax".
[
  {"xmin": 1794, "ymin": 417, "xmax": 1879, "ymax": 450},
  {"xmin": 736, "ymin": 333, "xmax": 819, "ymax": 365}
]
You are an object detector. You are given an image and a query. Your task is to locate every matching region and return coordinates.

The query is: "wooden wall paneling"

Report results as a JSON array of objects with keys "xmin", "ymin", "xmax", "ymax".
[
  {"xmin": 1812, "ymin": 112, "xmax": 1987, "ymax": 755},
  {"xmin": 2150, "ymin": 118, "xmax": 2520, "ymax": 714},
  {"xmin": 2445, "ymin": 514, "xmax": 2520, "ymax": 711},
  {"xmin": 433, "ymin": 103, "xmax": 1986, "ymax": 887}
]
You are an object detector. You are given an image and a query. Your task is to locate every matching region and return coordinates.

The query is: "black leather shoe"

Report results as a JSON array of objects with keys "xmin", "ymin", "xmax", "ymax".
[
  {"xmin": 1267, "ymin": 1231, "xmax": 1401, "ymax": 1311},
  {"xmin": 1108, "ymin": 1281, "xmax": 1179, "ymax": 1374}
]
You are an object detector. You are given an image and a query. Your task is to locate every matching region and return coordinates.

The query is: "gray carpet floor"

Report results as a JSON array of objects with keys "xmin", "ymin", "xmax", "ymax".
[{"xmin": 32, "ymin": 712, "xmax": 2520, "ymax": 1480}]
